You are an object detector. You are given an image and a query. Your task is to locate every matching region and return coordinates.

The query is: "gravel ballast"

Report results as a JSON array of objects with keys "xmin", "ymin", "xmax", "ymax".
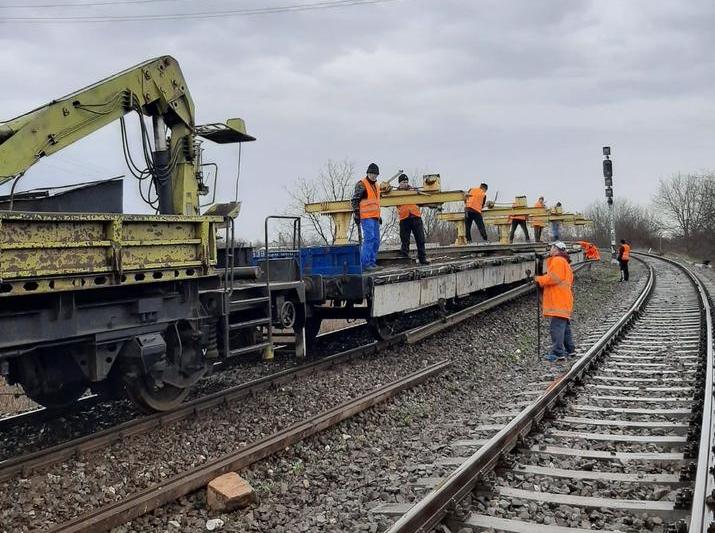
[{"xmin": 82, "ymin": 258, "xmax": 648, "ymax": 533}]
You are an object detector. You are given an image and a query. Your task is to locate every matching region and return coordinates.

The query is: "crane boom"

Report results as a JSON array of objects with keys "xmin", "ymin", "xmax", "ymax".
[{"xmin": 0, "ymin": 55, "xmax": 252, "ymax": 215}]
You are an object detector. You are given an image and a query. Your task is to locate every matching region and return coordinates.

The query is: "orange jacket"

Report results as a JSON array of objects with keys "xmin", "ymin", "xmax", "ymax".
[
  {"xmin": 536, "ymin": 255, "xmax": 574, "ymax": 319},
  {"xmin": 509, "ymin": 202, "xmax": 527, "ymax": 222},
  {"xmin": 359, "ymin": 178, "xmax": 381, "ymax": 219},
  {"xmin": 532, "ymin": 199, "xmax": 545, "ymax": 227},
  {"xmin": 397, "ymin": 204, "xmax": 421, "ymax": 220},
  {"xmin": 577, "ymin": 241, "xmax": 601, "ymax": 261},
  {"xmin": 619, "ymin": 243, "xmax": 631, "ymax": 261},
  {"xmin": 465, "ymin": 187, "xmax": 486, "ymax": 213}
]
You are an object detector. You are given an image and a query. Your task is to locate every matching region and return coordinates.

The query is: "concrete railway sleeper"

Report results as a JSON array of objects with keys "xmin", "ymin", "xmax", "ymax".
[{"xmin": 379, "ymin": 253, "xmax": 714, "ymax": 533}]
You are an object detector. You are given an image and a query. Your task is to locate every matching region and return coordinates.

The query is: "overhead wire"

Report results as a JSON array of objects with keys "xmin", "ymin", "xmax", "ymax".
[
  {"xmin": 0, "ymin": 0, "xmax": 401, "ymax": 23},
  {"xmin": 0, "ymin": 0, "xmax": 207, "ymax": 8}
]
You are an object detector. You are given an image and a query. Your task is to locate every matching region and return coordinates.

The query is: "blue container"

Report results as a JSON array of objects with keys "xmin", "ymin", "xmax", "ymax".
[{"xmin": 300, "ymin": 244, "xmax": 362, "ymax": 276}]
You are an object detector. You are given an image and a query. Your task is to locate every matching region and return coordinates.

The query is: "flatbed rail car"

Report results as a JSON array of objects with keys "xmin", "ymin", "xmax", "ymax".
[
  {"xmin": 0, "ymin": 211, "xmax": 306, "ymax": 412},
  {"xmin": 275, "ymin": 242, "xmax": 585, "ymax": 341}
]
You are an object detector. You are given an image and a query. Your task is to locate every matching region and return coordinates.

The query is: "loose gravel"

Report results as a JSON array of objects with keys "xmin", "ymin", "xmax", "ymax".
[{"xmin": 79, "ymin": 258, "xmax": 647, "ymax": 533}]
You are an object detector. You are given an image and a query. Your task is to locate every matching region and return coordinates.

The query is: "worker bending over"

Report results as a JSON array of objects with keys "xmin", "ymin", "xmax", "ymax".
[
  {"xmin": 508, "ymin": 200, "xmax": 530, "ymax": 243},
  {"xmin": 464, "ymin": 182, "xmax": 489, "ymax": 243},
  {"xmin": 577, "ymin": 241, "xmax": 601, "ymax": 261},
  {"xmin": 396, "ymin": 174, "xmax": 429, "ymax": 265},
  {"xmin": 618, "ymin": 239, "xmax": 631, "ymax": 281},
  {"xmin": 535, "ymin": 241, "xmax": 575, "ymax": 362},
  {"xmin": 533, "ymin": 196, "xmax": 545, "ymax": 242},
  {"xmin": 352, "ymin": 163, "xmax": 381, "ymax": 271}
]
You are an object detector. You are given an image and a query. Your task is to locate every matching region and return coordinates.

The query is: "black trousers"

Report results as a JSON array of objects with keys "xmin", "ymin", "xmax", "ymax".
[
  {"xmin": 619, "ymin": 259, "xmax": 629, "ymax": 281},
  {"xmin": 534, "ymin": 225, "xmax": 543, "ymax": 242},
  {"xmin": 465, "ymin": 209, "xmax": 488, "ymax": 242},
  {"xmin": 509, "ymin": 220, "xmax": 530, "ymax": 242},
  {"xmin": 400, "ymin": 216, "xmax": 427, "ymax": 261}
]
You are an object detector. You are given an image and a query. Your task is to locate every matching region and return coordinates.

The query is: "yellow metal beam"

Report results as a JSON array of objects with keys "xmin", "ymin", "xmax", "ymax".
[{"xmin": 305, "ymin": 187, "xmax": 466, "ymax": 244}]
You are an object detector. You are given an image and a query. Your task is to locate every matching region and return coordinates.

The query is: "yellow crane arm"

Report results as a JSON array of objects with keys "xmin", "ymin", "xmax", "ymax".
[{"xmin": 0, "ymin": 55, "xmax": 253, "ymax": 215}]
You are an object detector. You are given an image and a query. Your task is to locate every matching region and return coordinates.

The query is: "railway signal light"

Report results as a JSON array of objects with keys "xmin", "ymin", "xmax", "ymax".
[{"xmin": 601, "ymin": 146, "xmax": 617, "ymax": 260}]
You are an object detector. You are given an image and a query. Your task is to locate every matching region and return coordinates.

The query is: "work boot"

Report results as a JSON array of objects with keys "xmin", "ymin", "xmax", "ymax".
[
  {"xmin": 419, "ymin": 258, "xmax": 430, "ymax": 265},
  {"xmin": 364, "ymin": 264, "xmax": 378, "ymax": 272},
  {"xmin": 544, "ymin": 353, "xmax": 566, "ymax": 362}
]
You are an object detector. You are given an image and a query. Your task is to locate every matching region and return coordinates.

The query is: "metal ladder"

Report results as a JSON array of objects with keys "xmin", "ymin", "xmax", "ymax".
[{"xmin": 264, "ymin": 216, "xmax": 303, "ymax": 359}]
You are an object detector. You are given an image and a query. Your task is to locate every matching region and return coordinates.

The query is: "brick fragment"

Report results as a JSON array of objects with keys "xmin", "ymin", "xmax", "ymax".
[{"xmin": 206, "ymin": 472, "xmax": 256, "ymax": 511}]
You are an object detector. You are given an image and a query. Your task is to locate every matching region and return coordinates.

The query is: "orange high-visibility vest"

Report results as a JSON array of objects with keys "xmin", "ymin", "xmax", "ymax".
[
  {"xmin": 359, "ymin": 178, "xmax": 381, "ymax": 219},
  {"xmin": 577, "ymin": 241, "xmax": 601, "ymax": 261},
  {"xmin": 509, "ymin": 202, "xmax": 527, "ymax": 222},
  {"xmin": 621, "ymin": 243, "xmax": 631, "ymax": 261},
  {"xmin": 532, "ymin": 199, "xmax": 545, "ymax": 227},
  {"xmin": 535, "ymin": 255, "xmax": 574, "ymax": 319},
  {"xmin": 397, "ymin": 204, "xmax": 421, "ymax": 220},
  {"xmin": 465, "ymin": 187, "xmax": 486, "ymax": 213}
]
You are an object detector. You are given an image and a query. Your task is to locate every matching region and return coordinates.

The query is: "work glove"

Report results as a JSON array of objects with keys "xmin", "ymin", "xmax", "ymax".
[{"xmin": 379, "ymin": 217, "xmax": 383, "ymax": 225}]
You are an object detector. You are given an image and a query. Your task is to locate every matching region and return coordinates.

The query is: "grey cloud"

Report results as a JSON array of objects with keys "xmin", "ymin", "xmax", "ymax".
[{"xmin": 2, "ymin": 0, "xmax": 714, "ymax": 239}]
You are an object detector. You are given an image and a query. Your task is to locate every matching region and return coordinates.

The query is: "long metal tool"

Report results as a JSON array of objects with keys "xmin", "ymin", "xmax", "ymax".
[{"xmin": 46, "ymin": 360, "xmax": 450, "ymax": 533}]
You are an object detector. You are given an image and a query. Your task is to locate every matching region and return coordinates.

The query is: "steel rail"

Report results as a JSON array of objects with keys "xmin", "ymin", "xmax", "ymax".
[
  {"xmin": 0, "ymin": 338, "xmax": 396, "ymax": 482},
  {"xmin": 385, "ymin": 256, "xmax": 655, "ymax": 533},
  {"xmin": 45, "ymin": 360, "xmax": 451, "ymax": 533},
  {"xmin": 2, "ymin": 265, "xmax": 589, "ymax": 482},
  {"xmin": 0, "ymin": 323, "xmax": 366, "ymax": 432},
  {"xmin": 642, "ymin": 254, "xmax": 714, "ymax": 533}
]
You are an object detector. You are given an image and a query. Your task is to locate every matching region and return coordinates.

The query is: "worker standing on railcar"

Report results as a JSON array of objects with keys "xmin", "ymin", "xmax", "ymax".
[
  {"xmin": 535, "ymin": 241, "xmax": 575, "ymax": 362},
  {"xmin": 508, "ymin": 202, "xmax": 530, "ymax": 243},
  {"xmin": 396, "ymin": 174, "xmax": 429, "ymax": 265},
  {"xmin": 550, "ymin": 201, "xmax": 563, "ymax": 240},
  {"xmin": 464, "ymin": 182, "xmax": 489, "ymax": 243},
  {"xmin": 533, "ymin": 196, "xmax": 545, "ymax": 242},
  {"xmin": 618, "ymin": 239, "xmax": 631, "ymax": 281},
  {"xmin": 352, "ymin": 163, "xmax": 382, "ymax": 271}
]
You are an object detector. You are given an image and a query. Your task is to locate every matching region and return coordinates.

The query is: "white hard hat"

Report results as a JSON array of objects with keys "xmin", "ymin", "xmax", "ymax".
[{"xmin": 552, "ymin": 241, "xmax": 567, "ymax": 250}]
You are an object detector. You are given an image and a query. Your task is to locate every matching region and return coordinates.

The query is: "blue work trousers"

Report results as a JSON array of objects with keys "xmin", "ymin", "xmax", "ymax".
[
  {"xmin": 550, "ymin": 221, "xmax": 561, "ymax": 241},
  {"xmin": 550, "ymin": 316, "xmax": 575, "ymax": 357},
  {"xmin": 360, "ymin": 218, "xmax": 380, "ymax": 267}
]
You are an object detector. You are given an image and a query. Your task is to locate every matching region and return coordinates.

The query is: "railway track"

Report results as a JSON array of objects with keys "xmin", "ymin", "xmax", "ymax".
[
  {"xmin": 379, "ymin": 253, "xmax": 713, "ymax": 533},
  {"xmin": 0, "ymin": 267, "xmax": 591, "ymax": 489},
  {"xmin": 0, "ymin": 323, "xmax": 365, "ymax": 434}
]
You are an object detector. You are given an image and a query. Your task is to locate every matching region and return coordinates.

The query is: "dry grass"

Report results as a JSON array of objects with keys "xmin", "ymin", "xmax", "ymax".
[{"xmin": 0, "ymin": 381, "xmax": 38, "ymax": 415}]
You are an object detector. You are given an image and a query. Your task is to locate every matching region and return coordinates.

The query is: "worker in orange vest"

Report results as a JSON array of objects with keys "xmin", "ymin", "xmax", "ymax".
[
  {"xmin": 396, "ymin": 174, "xmax": 429, "ymax": 265},
  {"xmin": 508, "ymin": 200, "xmax": 530, "ymax": 243},
  {"xmin": 464, "ymin": 182, "xmax": 489, "ymax": 243},
  {"xmin": 618, "ymin": 239, "xmax": 631, "ymax": 281},
  {"xmin": 535, "ymin": 241, "xmax": 575, "ymax": 361},
  {"xmin": 533, "ymin": 196, "xmax": 545, "ymax": 242},
  {"xmin": 351, "ymin": 163, "xmax": 381, "ymax": 271},
  {"xmin": 577, "ymin": 241, "xmax": 601, "ymax": 261}
]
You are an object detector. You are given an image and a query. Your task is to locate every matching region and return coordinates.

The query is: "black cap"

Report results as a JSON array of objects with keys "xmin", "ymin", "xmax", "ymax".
[
  {"xmin": 398, "ymin": 173, "xmax": 409, "ymax": 182},
  {"xmin": 367, "ymin": 163, "xmax": 380, "ymax": 175}
]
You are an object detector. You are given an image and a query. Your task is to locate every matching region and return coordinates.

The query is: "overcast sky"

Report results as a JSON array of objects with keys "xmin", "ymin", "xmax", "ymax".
[{"xmin": 2, "ymin": 0, "xmax": 714, "ymax": 240}]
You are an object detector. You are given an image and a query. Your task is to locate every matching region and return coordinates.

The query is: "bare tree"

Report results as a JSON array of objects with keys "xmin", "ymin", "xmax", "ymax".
[
  {"xmin": 285, "ymin": 159, "xmax": 356, "ymax": 245},
  {"xmin": 653, "ymin": 173, "xmax": 712, "ymax": 248},
  {"xmin": 584, "ymin": 199, "xmax": 661, "ymax": 248}
]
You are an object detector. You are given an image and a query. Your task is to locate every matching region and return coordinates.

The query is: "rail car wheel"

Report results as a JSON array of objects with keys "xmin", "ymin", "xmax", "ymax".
[
  {"xmin": 120, "ymin": 361, "xmax": 190, "ymax": 413},
  {"xmin": 302, "ymin": 316, "xmax": 322, "ymax": 355},
  {"xmin": 15, "ymin": 352, "xmax": 88, "ymax": 409},
  {"xmin": 368, "ymin": 317, "xmax": 398, "ymax": 341}
]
